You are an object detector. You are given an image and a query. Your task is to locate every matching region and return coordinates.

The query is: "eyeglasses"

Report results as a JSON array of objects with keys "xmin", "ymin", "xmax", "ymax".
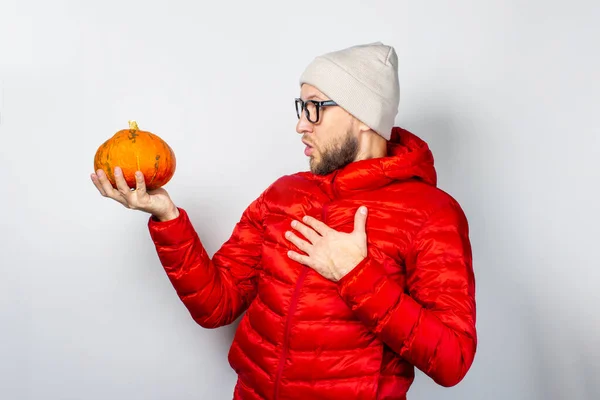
[{"xmin": 295, "ymin": 98, "xmax": 338, "ymax": 124}]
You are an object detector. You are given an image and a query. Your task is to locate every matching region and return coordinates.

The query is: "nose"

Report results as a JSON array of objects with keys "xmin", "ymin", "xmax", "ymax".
[{"xmin": 296, "ymin": 110, "xmax": 313, "ymax": 135}]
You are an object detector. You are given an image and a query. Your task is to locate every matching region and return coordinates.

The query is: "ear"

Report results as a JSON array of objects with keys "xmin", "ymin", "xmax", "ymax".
[{"xmin": 357, "ymin": 120, "xmax": 371, "ymax": 134}]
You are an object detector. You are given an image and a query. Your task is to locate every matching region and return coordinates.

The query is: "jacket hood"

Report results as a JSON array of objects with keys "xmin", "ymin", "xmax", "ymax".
[{"xmin": 310, "ymin": 127, "xmax": 437, "ymax": 198}]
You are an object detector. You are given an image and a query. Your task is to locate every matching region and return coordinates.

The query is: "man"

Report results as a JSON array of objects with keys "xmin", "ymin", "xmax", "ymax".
[{"xmin": 91, "ymin": 42, "xmax": 477, "ymax": 399}]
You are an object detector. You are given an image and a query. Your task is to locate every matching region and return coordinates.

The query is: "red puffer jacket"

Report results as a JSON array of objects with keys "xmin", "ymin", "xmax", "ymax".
[{"xmin": 148, "ymin": 127, "xmax": 477, "ymax": 400}]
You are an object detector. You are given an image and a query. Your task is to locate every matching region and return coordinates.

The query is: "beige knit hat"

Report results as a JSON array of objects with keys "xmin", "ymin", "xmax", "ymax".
[{"xmin": 299, "ymin": 42, "xmax": 400, "ymax": 140}]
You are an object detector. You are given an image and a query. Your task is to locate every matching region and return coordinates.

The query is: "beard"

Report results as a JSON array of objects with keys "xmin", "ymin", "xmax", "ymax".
[{"xmin": 310, "ymin": 132, "xmax": 359, "ymax": 175}]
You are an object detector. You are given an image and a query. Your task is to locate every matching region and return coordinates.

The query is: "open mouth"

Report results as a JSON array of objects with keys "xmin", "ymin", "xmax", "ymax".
[{"xmin": 303, "ymin": 141, "xmax": 314, "ymax": 156}]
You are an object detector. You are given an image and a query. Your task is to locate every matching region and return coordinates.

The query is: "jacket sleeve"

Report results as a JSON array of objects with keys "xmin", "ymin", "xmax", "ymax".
[
  {"xmin": 337, "ymin": 201, "xmax": 477, "ymax": 387},
  {"xmin": 147, "ymin": 193, "xmax": 265, "ymax": 329}
]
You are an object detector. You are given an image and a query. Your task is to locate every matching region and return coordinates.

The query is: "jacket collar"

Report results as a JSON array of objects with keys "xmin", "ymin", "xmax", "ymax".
[{"xmin": 303, "ymin": 127, "xmax": 437, "ymax": 199}]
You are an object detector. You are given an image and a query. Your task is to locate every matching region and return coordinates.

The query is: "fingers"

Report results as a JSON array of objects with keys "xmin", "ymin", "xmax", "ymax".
[
  {"xmin": 113, "ymin": 167, "xmax": 151, "ymax": 209},
  {"xmin": 299, "ymin": 216, "xmax": 331, "ymax": 237},
  {"xmin": 96, "ymin": 169, "xmax": 119, "ymax": 195},
  {"xmin": 287, "ymin": 250, "xmax": 312, "ymax": 267},
  {"xmin": 290, "ymin": 219, "xmax": 321, "ymax": 243},
  {"xmin": 91, "ymin": 169, "xmax": 127, "ymax": 206},
  {"xmin": 134, "ymin": 171, "xmax": 147, "ymax": 195},
  {"xmin": 114, "ymin": 166, "xmax": 132, "ymax": 195},
  {"xmin": 353, "ymin": 206, "xmax": 368, "ymax": 234},
  {"xmin": 90, "ymin": 172, "xmax": 106, "ymax": 196},
  {"xmin": 285, "ymin": 231, "xmax": 311, "ymax": 254}
]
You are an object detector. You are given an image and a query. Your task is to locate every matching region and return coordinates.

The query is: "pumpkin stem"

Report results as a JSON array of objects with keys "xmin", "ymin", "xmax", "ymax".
[{"xmin": 128, "ymin": 120, "xmax": 139, "ymax": 131}]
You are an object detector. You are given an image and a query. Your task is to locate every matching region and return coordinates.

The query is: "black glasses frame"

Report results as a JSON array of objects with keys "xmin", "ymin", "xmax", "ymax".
[{"xmin": 295, "ymin": 98, "xmax": 338, "ymax": 123}]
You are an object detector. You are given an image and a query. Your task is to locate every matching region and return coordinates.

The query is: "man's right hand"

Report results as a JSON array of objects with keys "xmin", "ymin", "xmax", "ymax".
[{"xmin": 91, "ymin": 166, "xmax": 180, "ymax": 222}]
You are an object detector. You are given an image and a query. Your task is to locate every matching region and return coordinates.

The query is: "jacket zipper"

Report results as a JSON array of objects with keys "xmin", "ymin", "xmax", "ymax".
[{"xmin": 273, "ymin": 267, "xmax": 308, "ymax": 399}]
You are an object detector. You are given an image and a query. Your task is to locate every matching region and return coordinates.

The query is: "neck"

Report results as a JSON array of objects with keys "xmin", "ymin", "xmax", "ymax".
[{"xmin": 355, "ymin": 131, "xmax": 387, "ymax": 161}]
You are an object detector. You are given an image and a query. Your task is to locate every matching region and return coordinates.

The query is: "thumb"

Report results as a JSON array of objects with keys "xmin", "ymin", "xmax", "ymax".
[{"xmin": 353, "ymin": 206, "xmax": 368, "ymax": 234}]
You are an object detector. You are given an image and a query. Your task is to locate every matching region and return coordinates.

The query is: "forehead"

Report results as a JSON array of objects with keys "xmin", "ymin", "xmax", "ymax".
[{"xmin": 300, "ymin": 84, "xmax": 330, "ymax": 100}]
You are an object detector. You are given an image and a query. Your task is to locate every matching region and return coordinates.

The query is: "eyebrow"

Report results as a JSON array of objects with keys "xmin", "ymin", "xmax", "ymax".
[{"xmin": 304, "ymin": 94, "xmax": 327, "ymax": 101}]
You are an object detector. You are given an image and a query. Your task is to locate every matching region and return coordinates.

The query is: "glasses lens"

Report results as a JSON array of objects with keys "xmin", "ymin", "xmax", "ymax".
[
  {"xmin": 305, "ymin": 101, "xmax": 318, "ymax": 123},
  {"xmin": 295, "ymin": 99, "xmax": 303, "ymax": 119}
]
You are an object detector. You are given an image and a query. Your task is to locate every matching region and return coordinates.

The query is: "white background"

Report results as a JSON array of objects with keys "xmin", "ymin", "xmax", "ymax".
[{"xmin": 1, "ymin": 1, "xmax": 599, "ymax": 399}]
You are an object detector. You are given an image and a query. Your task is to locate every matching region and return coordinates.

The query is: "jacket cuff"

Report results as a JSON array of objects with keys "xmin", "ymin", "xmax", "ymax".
[
  {"xmin": 337, "ymin": 256, "xmax": 381, "ymax": 295},
  {"xmin": 337, "ymin": 257, "xmax": 422, "ymax": 339},
  {"xmin": 147, "ymin": 207, "xmax": 196, "ymax": 246}
]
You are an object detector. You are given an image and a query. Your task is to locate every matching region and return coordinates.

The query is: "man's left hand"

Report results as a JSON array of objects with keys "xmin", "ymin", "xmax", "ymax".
[{"xmin": 285, "ymin": 206, "xmax": 368, "ymax": 281}]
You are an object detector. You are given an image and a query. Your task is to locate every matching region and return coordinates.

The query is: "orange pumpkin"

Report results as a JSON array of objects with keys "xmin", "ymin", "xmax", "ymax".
[{"xmin": 94, "ymin": 120, "xmax": 176, "ymax": 190}]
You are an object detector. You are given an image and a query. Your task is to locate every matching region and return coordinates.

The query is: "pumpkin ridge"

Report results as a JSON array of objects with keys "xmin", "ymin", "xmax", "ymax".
[{"xmin": 148, "ymin": 154, "xmax": 160, "ymax": 187}]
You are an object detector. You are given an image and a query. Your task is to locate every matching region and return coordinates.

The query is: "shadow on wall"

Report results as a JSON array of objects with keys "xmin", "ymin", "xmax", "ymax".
[
  {"xmin": 524, "ymin": 276, "xmax": 600, "ymax": 400},
  {"xmin": 399, "ymin": 109, "xmax": 479, "ymax": 195},
  {"xmin": 179, "ymin": 191, "xmax": 248, "ymax": 359},
  {"xmin": 398, "ymin": 108, "xmax": 500, "ymax": 398},
  {"xmin": 398, "ymin": 109, "xmax": 459, "ymax": 166},
  {"xmin": 399, "ymin": 108, "xmax": 599, "ymax": 399}
]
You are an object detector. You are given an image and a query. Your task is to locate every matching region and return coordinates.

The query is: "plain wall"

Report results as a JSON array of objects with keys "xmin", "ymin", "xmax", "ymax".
[{"xmin": 1, "ymin": 0, "xmax": 598, "ymax": 399}]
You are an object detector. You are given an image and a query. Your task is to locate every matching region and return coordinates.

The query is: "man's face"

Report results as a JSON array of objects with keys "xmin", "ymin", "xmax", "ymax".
[{"xmin": 296, "ymin": 84, "xmax": 360, "ymax": 175}]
